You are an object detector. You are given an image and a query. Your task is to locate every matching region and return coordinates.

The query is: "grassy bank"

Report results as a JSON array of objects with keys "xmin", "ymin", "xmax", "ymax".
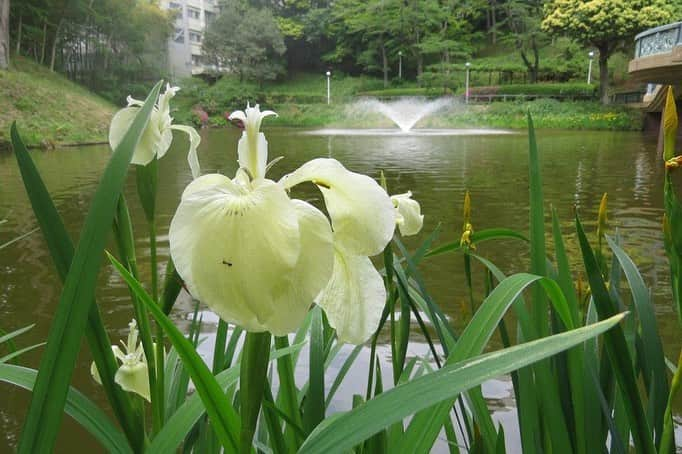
[
  {"xmin": 186, "ymin": 99, "xmax": 642, "ymax": 131},
  {"xmin": 0, "ymin": 57, "xmax": 115, "ymax": 148}
]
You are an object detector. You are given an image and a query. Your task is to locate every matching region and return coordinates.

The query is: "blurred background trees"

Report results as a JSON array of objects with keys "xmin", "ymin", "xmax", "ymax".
[{"xmin": 2, "ymin": 0, "xmax": 675, "ymax": 104}]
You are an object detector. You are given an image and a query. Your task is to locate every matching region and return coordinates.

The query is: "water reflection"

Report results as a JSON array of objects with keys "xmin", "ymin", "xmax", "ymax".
[{"xmin": 0, "ymin": 128, "xmax": 680, "ymax": 451}]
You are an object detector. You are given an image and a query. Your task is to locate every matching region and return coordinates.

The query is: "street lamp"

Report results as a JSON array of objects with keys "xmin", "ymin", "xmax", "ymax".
[
  {"xmin": 326, "ymin": 71, "xmax": 331, "ymax": 105},
  {"xmin": 398, "ymin": 51, "xmax": 403, "ymax": 80},
  {"xmin": 587, "ymin": 51, "xmax": 595, "ymax": 84},
  {"xmin": 465, "ymin": 62, "xmax": 471, "ymax": 104}
]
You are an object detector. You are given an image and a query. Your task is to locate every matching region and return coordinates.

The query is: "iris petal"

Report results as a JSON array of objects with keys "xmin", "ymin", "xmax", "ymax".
[
  {"xmin": 109, "ymin": 107, "xmax": 163, "ymax": 166},
  {"xmin": 317, "ymin": 243, "xmax": 386, "ymax": 344},
  {"xmin": 237, "ymin": 132, "xmax": 269, "ymax": 180},
  {"xmin": 171, "ymin": 124, "xmax": 202, "ymax": 178},
  {"xmin": 392, "ymin": 192, "xmax": 424, "ymax": 236},
  {"xmin": 281, "ymin": 158, "xmax": 395, "ymax": 256},
  {"xmin": 115, "ymin": 362, "xmax": 151, "ymax": 402},
  {"xmin": 169, "ymin": 175, "xmax": 303, "ymax": 333},
  {"xmin": 261, "ymin": 200, "xmax": 334, "ymax": 334}
]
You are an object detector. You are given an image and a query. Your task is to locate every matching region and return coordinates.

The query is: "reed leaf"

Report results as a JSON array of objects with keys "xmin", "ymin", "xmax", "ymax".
[
  {"xmin": 15, "ymin": 81, "xmax": 162, "ymax": 454},
  {"xmin": 575, "ymin": 216, "xmax": 656, "ymax": 454},
  {"xmin": 108, "ymin": 252, "xmax": 241, "ymax": 452},
  {"xmin": 300, "ymin": 313, "xmax": 625, "ymax": 453},
  {"xmin": 0, "ymin": 364, "xmax": 132, "ymax": 454}
]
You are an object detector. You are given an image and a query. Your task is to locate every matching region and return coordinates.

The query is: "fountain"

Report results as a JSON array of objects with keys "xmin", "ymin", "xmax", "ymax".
[
  {"xmin": 360, "ymin": 97, "xmax": 453, "ymax": 132},
  {"xmin": 304, "ymin": 96, "xmax": 514, "ymax": 137}
]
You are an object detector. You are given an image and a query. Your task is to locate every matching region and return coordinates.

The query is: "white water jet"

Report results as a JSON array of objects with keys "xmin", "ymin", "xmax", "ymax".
[{"xmin": 354, "ymin": 97, "xmax": 453, "ymax": 132}]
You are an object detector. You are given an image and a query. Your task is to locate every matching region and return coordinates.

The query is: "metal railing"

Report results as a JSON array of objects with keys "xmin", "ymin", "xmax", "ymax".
[{"xmin": 634, "ymin": 22, "xmax": 682, "ymax": 58}]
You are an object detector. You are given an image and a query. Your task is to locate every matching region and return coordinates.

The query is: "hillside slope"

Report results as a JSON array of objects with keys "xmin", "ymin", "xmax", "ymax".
[{"xmin": 0, "ymin": 57, "xmax": 115, "ymax": 148}]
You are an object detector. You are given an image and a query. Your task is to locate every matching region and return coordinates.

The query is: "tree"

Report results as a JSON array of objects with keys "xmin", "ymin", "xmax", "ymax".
[
  {"xmin": 331, "ymin": 0, "xmax": 403, "ymax": 87},
  {"xmin": 203, "ymin": 1, "xmax": 286, "ymax": 85},
  {"xmin": 542, "ymin": 0, "xmax": 674, "ymax": 104},
  {"xmin": 0, "ymin": 0, "xmax": 9, "ymax": 69},
  {"xmin": 498, "ymin": 0, "xmax": 549, "ymax": 83}
]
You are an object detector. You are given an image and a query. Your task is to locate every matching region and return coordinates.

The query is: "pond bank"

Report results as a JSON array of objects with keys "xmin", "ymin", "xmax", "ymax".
[
  {"xmin": 178, "ymin": 100, "xmax": 644, "ymax": 132},
  {"xmin": 0, "ymin": 57, "xmax": 115, "ymax": 149}
]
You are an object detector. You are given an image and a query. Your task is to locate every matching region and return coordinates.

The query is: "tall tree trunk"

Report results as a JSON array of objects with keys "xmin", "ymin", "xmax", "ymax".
[
  {"xmin": 15, "ymin": 14, "xmax": 21, "ymax": 55},
  {"xmin": 49, "ymin": 19, "xmax": 62, "ymax": 72},
  {"xmin": 532, "ymin": 37, "xmax": 539, "ymax": 82},
  {"xmin": 598, "ymin": 46, "xmax": 609, "ymax": 105},
  {"xmin": 0, "ymin": 0, "xmax": 9, "ymax": 70},
  {"xmin": 490, "ymin": 0, "xmax": 497, "ymax": 44},
  {"xmin": 381, "ymin": 43, "xmax": 388, "ymax": 88},
  {"xmin": 417, "ymin": 53, "xmax": 423, "ymax": 80},
  {"xmin": 41, "ymin": 20, "xmax": 47, "ymax": 64}
]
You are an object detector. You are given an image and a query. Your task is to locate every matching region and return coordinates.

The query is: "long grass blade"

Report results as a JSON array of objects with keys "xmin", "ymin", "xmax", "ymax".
[
  {"xmin": 605, "ymin": 235, "xmax": 669, "ymax": 445},
  {"xmin": 0, "ymin": 364, "xmax": 132, "ymax": 454},
  {"xmin": 11, "ymin": 125, "xmax": 144, "ymax": 450},
  {"xmin": 300, "ymin": 313, "xmax": 624, "ymax": 453},
  {"xmin": 16, "ymin": 81, "xmax": 162, "ymax": 454},
  {"xmin": 108, "ymin": 252, "xmax": 241, "ymax": 451},
  {"xmin": 424, "ymin": 228, "xmax": 527, "ymax": 258},
  {"xmin": 575, "ymin": 215, "xmax": 655, "ymax": 454}
]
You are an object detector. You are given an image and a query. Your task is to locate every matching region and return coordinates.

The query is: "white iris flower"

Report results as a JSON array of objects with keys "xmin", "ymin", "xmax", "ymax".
[
  {"xmin": 391, "ymin": 191, "xmax": 424, "ymax": 236},
  {"xmin": 168, "ymin": 104, "xmax": 423, "ymax": 344},
  {"xmin": 109, "ymin": 84, "xmax": 201, "ymax": 177},
  {"xmin": 91, "ymin": 320, "xmax": 151, "ymax": 401}
]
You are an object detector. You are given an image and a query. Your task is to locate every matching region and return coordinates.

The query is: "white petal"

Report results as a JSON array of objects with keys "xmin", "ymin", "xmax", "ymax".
[
  {"xmin": 109, "ymin": 107, "xmax": 162, "ymax": 166},
  {"xmin": 157, "ymin": 129, "xmax": 174, "ymax": 160},
  {"xmin": 281, "ymin": 158, "xmax": 395, "ymax": 256},
  {"xmin": 169, "ymin": 176, "xmax": 303, "ymax": 333},
  {"xmin": 126, "ymin": 95, "xmax": 144, "ymax": 107},
  {"xmin": 260, "ymin": 200, "xmax": 334, "ymax": 334},
  {"xmin": 228, "ymin": 110, "xmax": 247, "ymax": 122},
  {"xmin": 171, "ymin": 124, "xmax": 202, "ymax": 178},
  {"xmin": 391, "ymin": 192, "xmax": 424, "ymax": 236},
  {"xmin": 115, "ymin": 362, "xmax": 151, "ymax": 402},
  {"xmin": 317, "ymin": 244, "xmax": 386, "ymax": 344},
  {"xmin": 112, "ymin": 345, "xmax": 126, "ymax": 362},
  {"xmin": 237, "ymin": 131, "xmax": 268, "ymax": 180},
  {"xmin": 90, "ymin": 361, "xmax": 102, "ymax": 385},
  {"xmin": 157, "ymin": 84, "xmax": 179, "ymax": 132}
]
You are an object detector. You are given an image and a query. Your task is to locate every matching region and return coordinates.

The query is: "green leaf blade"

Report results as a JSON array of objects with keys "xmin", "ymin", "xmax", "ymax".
[
  {"xmin": 300, "ymin": 314, "xmax": 625, "ymax": 454},
  {"xmin": 16, "ymin": 81, "xmax": 163, "ymax": 454}
]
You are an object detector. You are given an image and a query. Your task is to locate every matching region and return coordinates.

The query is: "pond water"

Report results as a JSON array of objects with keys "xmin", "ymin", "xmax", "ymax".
[{"xmin": 0, "ymin": 126, "xmax": 680, "ymax": 452}]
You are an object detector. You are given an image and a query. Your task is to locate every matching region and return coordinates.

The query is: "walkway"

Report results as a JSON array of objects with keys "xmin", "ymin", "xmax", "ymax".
[{"xmin": 628, "ymin": 21, "xmax": 682, "ymax": 85}]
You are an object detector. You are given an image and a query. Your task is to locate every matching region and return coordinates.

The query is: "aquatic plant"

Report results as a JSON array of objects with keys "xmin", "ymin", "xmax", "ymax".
[{"xmin": 1, "ymin": 81, "xmax": 678, "ymax": 453}]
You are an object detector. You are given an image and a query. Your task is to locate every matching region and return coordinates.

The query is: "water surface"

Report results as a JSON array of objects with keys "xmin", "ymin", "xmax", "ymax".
[{"xmin": 0, "ymin": 127, "xmax": 680, "ymax": 451}]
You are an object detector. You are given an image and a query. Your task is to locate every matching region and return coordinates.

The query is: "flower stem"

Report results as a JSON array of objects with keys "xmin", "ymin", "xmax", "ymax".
[
  {"xmin": 659, "ymin": 348, "xmax": 682, "ymax": 454},
  {"xmin": 113, "ymin": 196, "xmax": 160, "ymax": 433},
  {"xmin": 239, "ymin": 331, "xmax": 272, "ymax": 453},
  {"xmin": 149, "ymin": 219, "xmax": 166, "ymax": 431}
]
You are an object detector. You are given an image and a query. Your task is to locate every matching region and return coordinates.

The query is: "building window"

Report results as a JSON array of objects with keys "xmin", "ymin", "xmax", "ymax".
[
  {"xmin": 189, "ymin": 31, "xmax": 202, "ymax": 43},
  {"xmin": 191, "ymin": 54, "xmax": 202, "ymax": 66},
  {"xmin": 187, "ymin": 7, "xmax": 200, "ymax": 19},
  {"xmin": 205, "ymin": 11, "xmax": 215, "ymax": 24},
  {"xmin": 173, "ymin": 28, "xmax": 184, "ymax": 43},
  {"xmin": 169, "ymin": 2, "xmax": 181, "ymax": 10}
]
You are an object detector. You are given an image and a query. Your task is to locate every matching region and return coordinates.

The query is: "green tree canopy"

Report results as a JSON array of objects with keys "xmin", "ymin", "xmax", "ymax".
[
  {"xmin": 203, "ymin": 1, "xmax": 286, "ymax": 85},
  {"xmin": 542, "ymin": 0, "xmax": 674, "ymax": 103}
]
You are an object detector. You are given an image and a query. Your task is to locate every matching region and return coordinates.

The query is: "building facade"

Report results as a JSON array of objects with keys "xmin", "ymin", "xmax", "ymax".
[{"xmin": 160, "ymin": 0, "xmax": 219, "ymax": 79}]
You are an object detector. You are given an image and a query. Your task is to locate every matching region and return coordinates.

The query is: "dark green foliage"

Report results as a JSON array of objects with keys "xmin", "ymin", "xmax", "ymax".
[
  {"xmin": 9, "ymin": 0, "xmax": 172, "ymax": 103},
  {"xmin": 203, "ymin": 1, "xmax": 286, "ymax": 85},
  {"xmin": 468, "ymin": 82, "xmax": 597, "ymax": 97}
]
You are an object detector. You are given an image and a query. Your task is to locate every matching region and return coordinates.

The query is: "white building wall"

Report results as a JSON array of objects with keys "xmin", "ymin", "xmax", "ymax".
[{"xmin": 160, "ymin": 0, "xmax": 219, "ymax": 79}]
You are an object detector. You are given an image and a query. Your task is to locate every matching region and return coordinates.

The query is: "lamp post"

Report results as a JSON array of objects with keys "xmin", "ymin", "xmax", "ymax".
[
  {"xmin": 587, "ymin": 51, "xmax": 594, "ymax": 84},
  {"xmin": 465, "ymin": 62, "xmax": 471, "ymax": 104},
  {"xmin": 398, "ymin": 51, "xmax": 403, "ymax": 80},
  {"xmin": 326, "ymin": 70, "xmax": 331, "ymax": 105}
]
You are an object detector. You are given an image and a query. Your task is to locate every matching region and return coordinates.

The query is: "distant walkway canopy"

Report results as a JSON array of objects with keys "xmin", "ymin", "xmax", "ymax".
[{"xmin": 628, "ymin": 21, "xmax": 682, "ymax": 84}]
